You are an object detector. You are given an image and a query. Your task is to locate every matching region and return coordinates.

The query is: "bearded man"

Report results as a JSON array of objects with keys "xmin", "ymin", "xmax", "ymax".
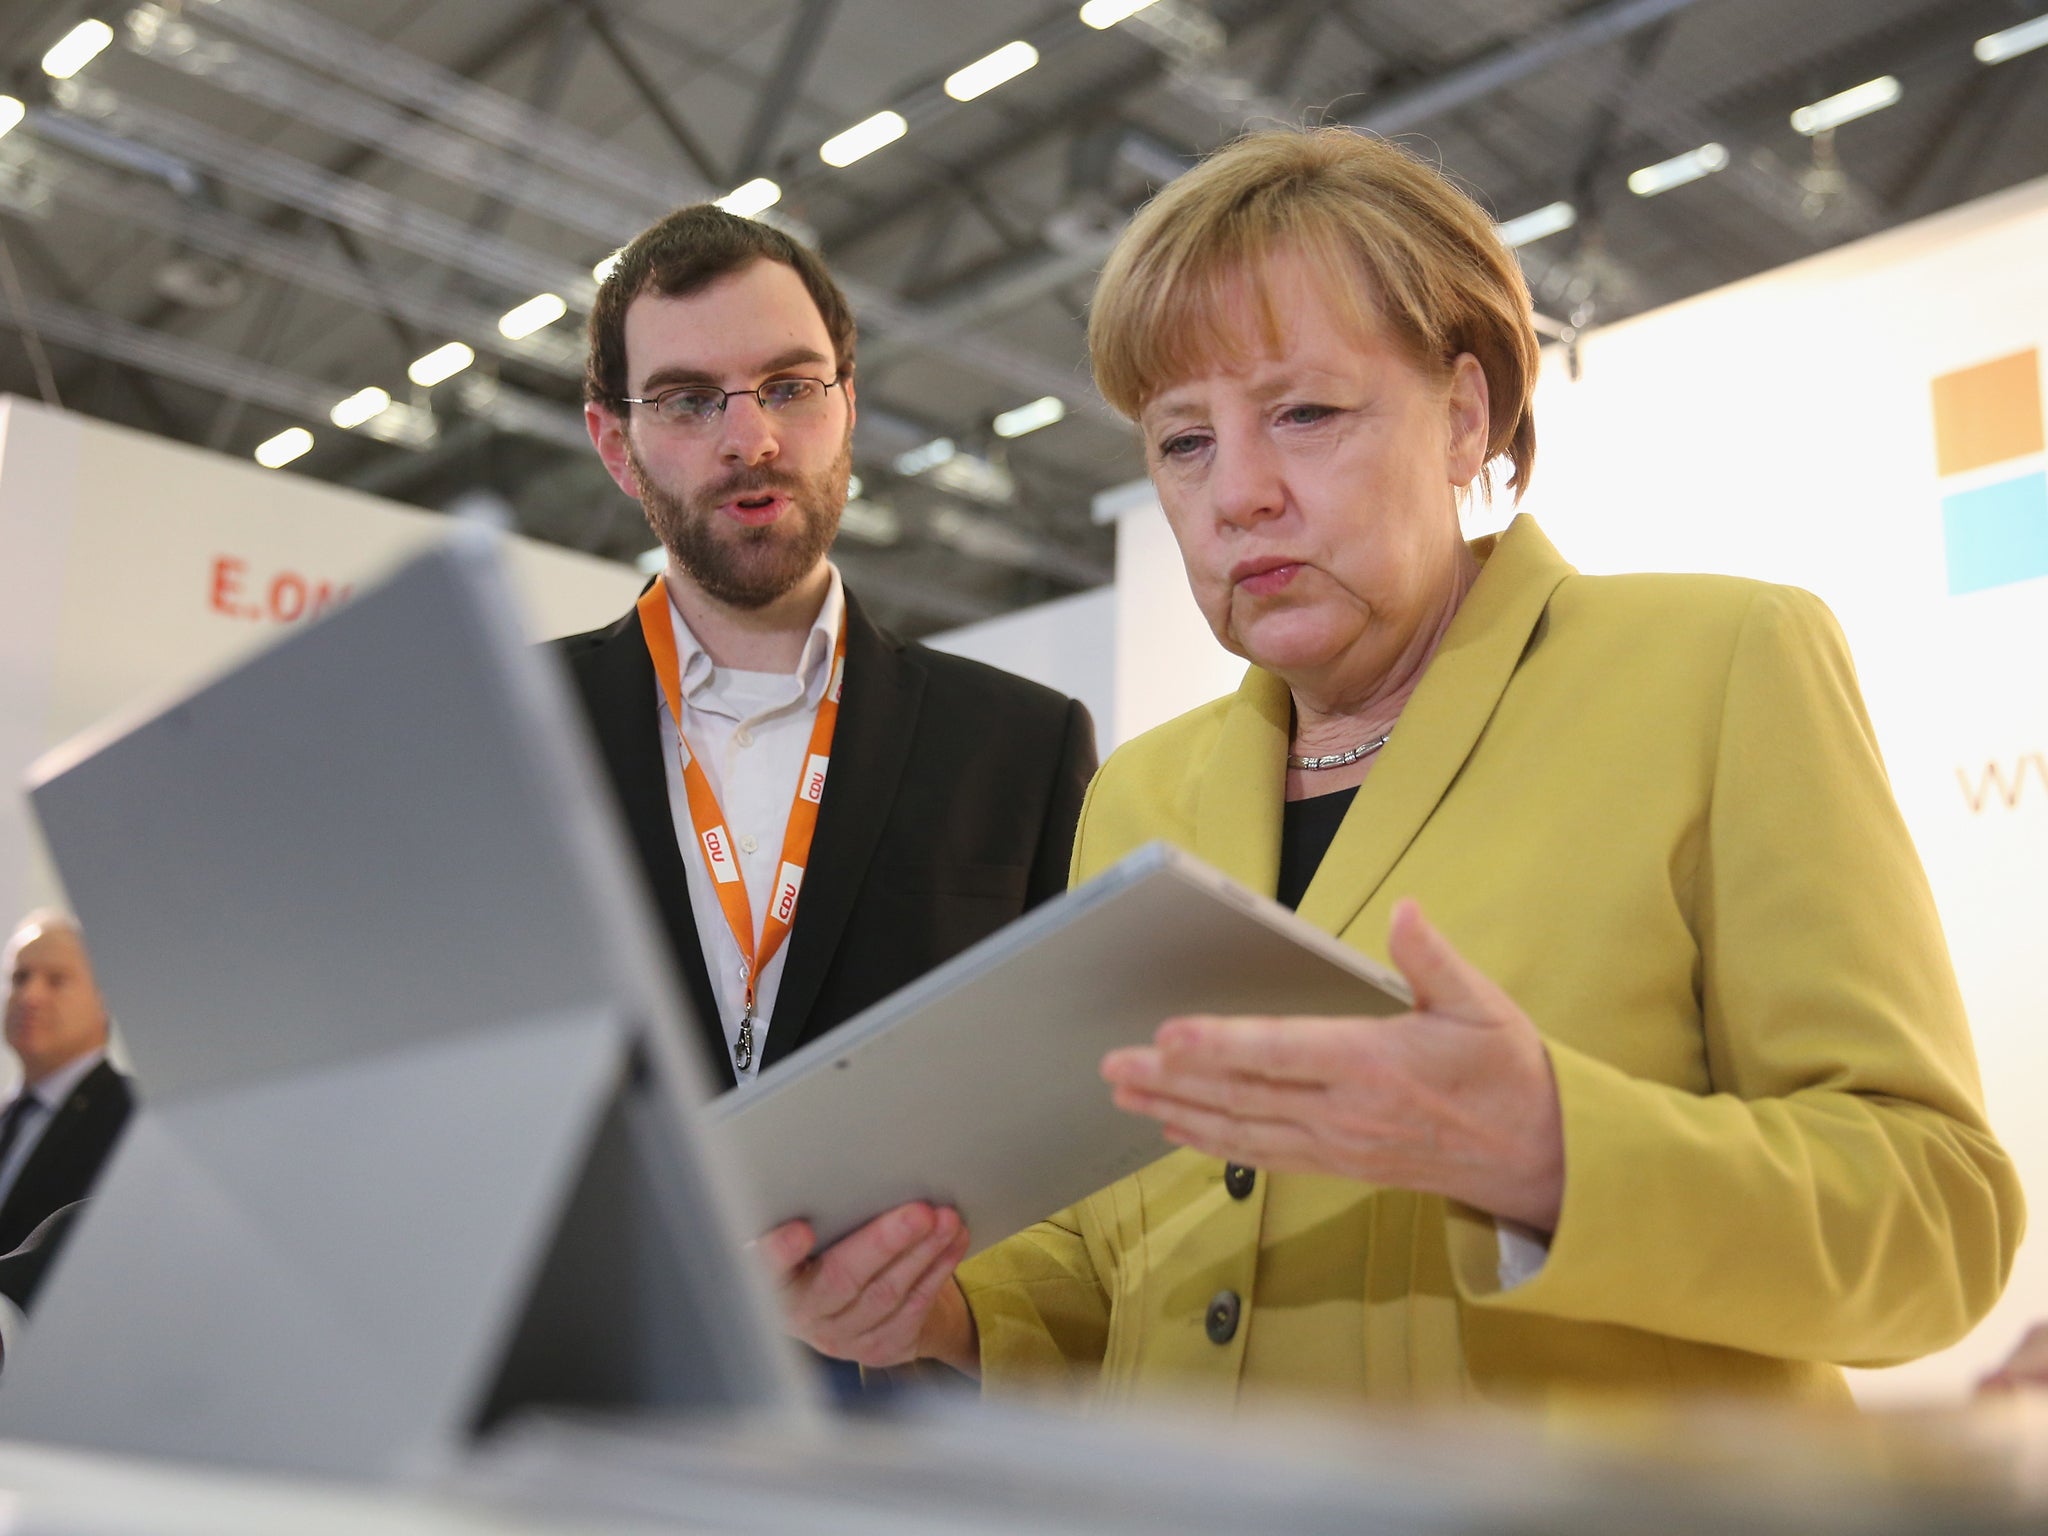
[{"xmin": 567, "ymin": 205, "xmax": 1096, "ymax": 1094}]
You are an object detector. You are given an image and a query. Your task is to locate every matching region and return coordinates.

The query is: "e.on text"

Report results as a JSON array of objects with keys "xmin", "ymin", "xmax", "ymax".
[{"xmin": 208, "ymin": 556, "xmax": 352, "ymax": 625}]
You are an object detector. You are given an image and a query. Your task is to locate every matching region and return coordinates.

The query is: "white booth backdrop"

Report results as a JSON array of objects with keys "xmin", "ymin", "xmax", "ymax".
[
  {"xmin": 1516, "ymin": 174, "xmax": 2048, "ymax": 1403},
  {"xmin": 0, "ymin": 395, "xmax": 643, "ymax": 943}
]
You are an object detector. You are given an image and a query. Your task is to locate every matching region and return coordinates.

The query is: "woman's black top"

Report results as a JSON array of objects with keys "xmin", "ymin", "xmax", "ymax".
[{"xmin": 1274, "ymin": 786, "xmax": 1359, "ymax": 912}]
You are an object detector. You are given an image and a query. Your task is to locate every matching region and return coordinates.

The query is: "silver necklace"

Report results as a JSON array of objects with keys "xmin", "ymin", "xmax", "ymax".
[{"xmin": 1287, "ymin": 731, "xmax": 1392, "ymax": 771}]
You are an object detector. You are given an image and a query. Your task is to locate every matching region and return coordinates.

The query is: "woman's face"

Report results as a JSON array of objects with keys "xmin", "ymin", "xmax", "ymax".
[{"xmin": 1139, "ymin": 249, "xmax": 1490, "ymax": 704}]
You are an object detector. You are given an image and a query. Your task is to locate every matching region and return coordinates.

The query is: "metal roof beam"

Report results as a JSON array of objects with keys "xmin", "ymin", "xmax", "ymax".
[
  {"xmin": 16, "ymin": 138, "xmax": 1032, "ymax": 487},
  {"xmin": 567, "ymin": 0, "xmax": 725, "ymax": 190},
  {"xmin": 0, "ymin": 289, "xmax": 406, "ymax": 429},
  {"xmin": 1344, "ymin": 0, "xmax": 1703, "ymax": 136},
  {"xmin": 1258, "ymin": 0, "xmax": 1328, "ymax": 97},
  {"xmin": 130, "ymin": 5, "xmax": 648, "ymax": 249},
  {"xmin": 23, "ymin": 142, "xmax": 583, "ymax": 376},
  {"xmin": 188, "ymin": 0, "xmax": 703, "ymax": 215},
  {"xmin": 38, "ymin": 83, "xmax": 599, "ymax": 304},
  {"xmin": 173, "ymin": 0, "xmax": 1113, "ymax": 418},
  {"xmin": 0, "ymin": 290, "xmax": 593, "ymax": 454},
  {"xmin": 458, "ymin": 8, "xmax": 591, "ymax": 246},
  {"xmin": 731, "ymin": 0, "xmax": 841, "ymax": 184}
]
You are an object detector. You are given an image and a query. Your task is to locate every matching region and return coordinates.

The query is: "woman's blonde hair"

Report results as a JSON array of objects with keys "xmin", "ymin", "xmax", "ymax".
[{"xmin": 1089, "ymin": 127, "xmax": 1539, "ymax": 498}]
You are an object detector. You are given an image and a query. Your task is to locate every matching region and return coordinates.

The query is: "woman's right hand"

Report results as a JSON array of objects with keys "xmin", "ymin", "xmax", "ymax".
[
  {"xmin": 754, "ymin": 1202, "xmax": 979, "ymax": 1375},
  {"xmin": 1980, "ymin": 1322, "xmax": 2048, "ymax": 1394}
]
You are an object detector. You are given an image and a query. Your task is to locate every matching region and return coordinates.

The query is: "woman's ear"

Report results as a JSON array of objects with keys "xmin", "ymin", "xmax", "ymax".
[{"xmin": 1445, "ymin": 353, "xmax": 1491, "ymax": 487}]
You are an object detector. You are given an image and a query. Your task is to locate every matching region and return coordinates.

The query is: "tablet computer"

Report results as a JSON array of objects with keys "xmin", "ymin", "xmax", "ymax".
[
  {"xmin": 709, "ymin": 842, "xmax": 1411, "ymax": 1254},
  {"xmin": 11, "ymin": 532, "xmax": 811, "ymax": 1475}
]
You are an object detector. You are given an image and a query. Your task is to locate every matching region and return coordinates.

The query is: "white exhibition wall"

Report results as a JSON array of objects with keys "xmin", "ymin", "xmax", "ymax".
[
  {"xmin": 925, "ymin": 584, "xmax": 1117, "ymax": 751},
  {"xmin": 1081, "ymin": 174, "xmax": 2048, "ymax": 1403},
  {"xmin": 0, "ymin": 396, "xmax": 644, "ymax": 927},
  {"xmin": 1516, "ymin": 175, "xmax": 2048, "ymax": 1403}
]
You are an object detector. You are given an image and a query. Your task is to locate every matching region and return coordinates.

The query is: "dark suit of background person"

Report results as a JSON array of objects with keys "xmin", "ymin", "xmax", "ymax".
[
  {"xmin": 0, "ymin": 1061, "xmax": 131, "ymax": 1257},
  {"xmin": 0, "ymin": 914, "xmax": 135, "ymax": 1323},
  {"xmin": 559, "ymin": 591, "xmax": 1095, "ymax": 1091}
]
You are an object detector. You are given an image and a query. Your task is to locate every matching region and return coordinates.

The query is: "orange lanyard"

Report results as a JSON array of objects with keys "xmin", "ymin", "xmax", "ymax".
[{"xmin": 637, "ymin": 583, "xmax": 846, "ymax": 1072}]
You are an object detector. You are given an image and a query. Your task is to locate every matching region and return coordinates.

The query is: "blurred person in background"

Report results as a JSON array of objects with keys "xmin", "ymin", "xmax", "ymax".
[
  {"xmin": 0, "ymin": 911, "xmax": 135, "ymax": 1352},
  {"xmin": 762, "ymin": 126, "xmax": 2022, "ymax": 1412},
  {"xmin": 1, "ymin": 911, "xmax": 132, "ymax": 1256}
]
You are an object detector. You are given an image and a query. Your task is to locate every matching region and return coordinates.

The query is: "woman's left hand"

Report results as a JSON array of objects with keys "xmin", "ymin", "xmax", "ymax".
[{"xmin": 1101, "ymin": 898, "xmax": 1565, "ymax": 1232}]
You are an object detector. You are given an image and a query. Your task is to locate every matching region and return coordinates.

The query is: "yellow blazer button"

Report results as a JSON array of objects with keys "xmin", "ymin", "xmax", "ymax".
[
  {"xmin": 1223, "ymin": 1163, "xmax": 1255, "ymax": 1199},
  {"xmin": 1205, "ymin": 1289, "xmax": 1241, "ymax": 1345}
]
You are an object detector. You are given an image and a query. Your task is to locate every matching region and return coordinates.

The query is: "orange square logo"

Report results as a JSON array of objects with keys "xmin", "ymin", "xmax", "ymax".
[{"xmin": 1930, "ymin": 349, "xmax": 2044, "ymax": 476}]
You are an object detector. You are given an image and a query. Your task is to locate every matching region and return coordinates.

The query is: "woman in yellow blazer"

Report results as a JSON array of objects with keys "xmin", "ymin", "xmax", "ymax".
[{"xmin": 761, "ymin": 127, "xmax": 2022, "ymax": 1411}]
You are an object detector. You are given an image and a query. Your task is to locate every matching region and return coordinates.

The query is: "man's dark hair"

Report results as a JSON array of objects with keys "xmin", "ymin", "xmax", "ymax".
[{"xmin": 584, "ymin": 205, "xmax": 857, "ymax": 407}]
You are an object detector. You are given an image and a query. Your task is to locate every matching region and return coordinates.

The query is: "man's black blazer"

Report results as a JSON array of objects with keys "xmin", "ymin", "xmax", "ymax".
[
  {"xmin": 556, "ymin": 586, "xmax": 1097, "ymax": 1090},
  {"xmin": 0, "ymin": 1059, "xmax": 134, "ymax": 1255}
]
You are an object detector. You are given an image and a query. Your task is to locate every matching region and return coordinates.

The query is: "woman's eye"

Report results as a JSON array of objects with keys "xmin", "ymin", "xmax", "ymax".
[
  {"xmin": 1157, "ymin": 432, "xmax": 1208, "ymax": 459},
  {"xmin": 1278, "ymin": 404, "xmax": 1337, "ymax": 427}
]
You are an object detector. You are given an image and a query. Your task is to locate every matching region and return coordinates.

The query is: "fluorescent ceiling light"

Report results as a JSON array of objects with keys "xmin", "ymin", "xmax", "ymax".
[
  {"xmin": 993, "ymin": 395, "xmax": 1066, "ymax": 438},
  {"xmin": 355, "ymin": 400, "xmax": 434, "ymax": 448},
  {"xmin": 846, "ymin": 473, "xmax": 864, "ymax": 500},
  {"xmin": 893, "ymin": 437, "xmax": 956, "ymax": 476},
  {"xmin": 1976, "ymin": 16, "xmax": 2048, "ymax": 64},
  {"xmin": 928, "ymin": 451, "xmax": 1015, "ymax": 505},
  {"xmin": 887, "ymin": 437, "xmax": 1015, "ymax": 504},
  {"xmin": 498, "ymin": 293, "xmax": 566, "ymax": 339},
  {"xmin": 930, "ymin": 504, "xmax": 1033, "ymax": 564},
  {"xmin": 329, "ymin": 386, "xmax": 392, "ymax": 429},
  {"xmin": 1495, "ymin": 201, "xmax": 1577, "ymax": 249},
  {"xmin": 838, "ymin": 497, "xmax": 902, "ymax": 546},
  {"xmin": 635, "ymin": 547, "xmax": 667, "ymax": 576},
  {"xmin": 1079, "ymin": 0, "xmax": 1160, "ymax": 28},
  {"xmin": 715, "ymin": 177, "xmax": 782, "ymax": 217},
  {"xmin": 820, "ymin": 111, "xmax": 907, "ymax": 168},
  {"xmin": 408, "ymin": 341, "xmax": 475, "ymax": 387},
  {"xmin": 946, "ymin": 41, "xmax": 1038, "ymax": 102},
  {"xmin": 0, "ymin": 96, "xmax": 24, "ymax": 141},
  {"xmin": 41, "ymin": 19, "xmax": 114, "ymax": 79},
  {"xmin": 1627, "ymin": 142, "xmax": 1729, "ymax": 197},
  {"xmin": 593, "ymin": 252, "xmax": 622, "ymax": 283},
  {"xmin": 1790, "ymin": 76, "xmax": 1901, "ymax": 136},
  {"xmin": 253, "ymin": 426, "xmax": 313, "ymax": 469}
]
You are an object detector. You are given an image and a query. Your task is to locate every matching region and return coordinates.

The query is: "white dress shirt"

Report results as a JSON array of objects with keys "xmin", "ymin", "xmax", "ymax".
[
  {"xmin": 0, "ymin": 1047, "xmax": 108, "ymax": 1207},
  {"xmin": 655, "ymin": 567, "xmax": 845, "ymax": 1083}
]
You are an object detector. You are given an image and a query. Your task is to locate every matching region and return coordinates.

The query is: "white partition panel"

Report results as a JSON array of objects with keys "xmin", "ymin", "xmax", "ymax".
[
  {"xmin": 1514, "ymin": 175, "xmax": 2048, "ymax": 1403},
  {"xmin": 0, "ymin": 397, "xmax": 642, "ymax": 923},
  {"xmin": 926, "ymin": 585, "xmax": 1117, "ymax": 747},
  {"xmin": 1102, "ymin": 485, "xmax": 1244, "ymax": 749}
]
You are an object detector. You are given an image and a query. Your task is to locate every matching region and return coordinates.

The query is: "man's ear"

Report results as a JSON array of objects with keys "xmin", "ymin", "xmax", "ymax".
[
  {"xmin": 586, "ymin": 402, "xmax": 641, "ymax": 500},
  {"xmin": 841, "ymin": 370, "xmax": 857, "ymax": 435}
]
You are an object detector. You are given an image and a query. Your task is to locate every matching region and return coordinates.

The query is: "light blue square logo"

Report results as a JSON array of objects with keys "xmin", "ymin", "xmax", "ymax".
[{"xmin": 1942, "ymin": 472, "xmax": 2048, "ymax": 594}]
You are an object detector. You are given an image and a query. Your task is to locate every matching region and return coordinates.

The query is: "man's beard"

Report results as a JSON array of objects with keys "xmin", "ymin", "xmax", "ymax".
[{"xmin": 629, "ymin": 428, "xmax": 849, "ymax": 610}]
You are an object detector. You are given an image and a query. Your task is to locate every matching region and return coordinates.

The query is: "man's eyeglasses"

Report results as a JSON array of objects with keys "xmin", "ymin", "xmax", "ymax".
[{"xmin": 617, "ymin": 375, "xmax": 845, "ymax": 428}]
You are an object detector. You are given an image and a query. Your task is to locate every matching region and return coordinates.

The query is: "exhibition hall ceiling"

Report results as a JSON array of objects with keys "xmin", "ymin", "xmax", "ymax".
[{"xmin": 2, "ymin": 0, "xmax": 2043, "ymax": 632}]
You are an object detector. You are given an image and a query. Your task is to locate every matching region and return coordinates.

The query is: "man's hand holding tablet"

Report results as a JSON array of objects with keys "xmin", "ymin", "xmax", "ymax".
[{"xmin": 756, "ymin": 1205, "xmax": 980, "ymax": 1375}]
